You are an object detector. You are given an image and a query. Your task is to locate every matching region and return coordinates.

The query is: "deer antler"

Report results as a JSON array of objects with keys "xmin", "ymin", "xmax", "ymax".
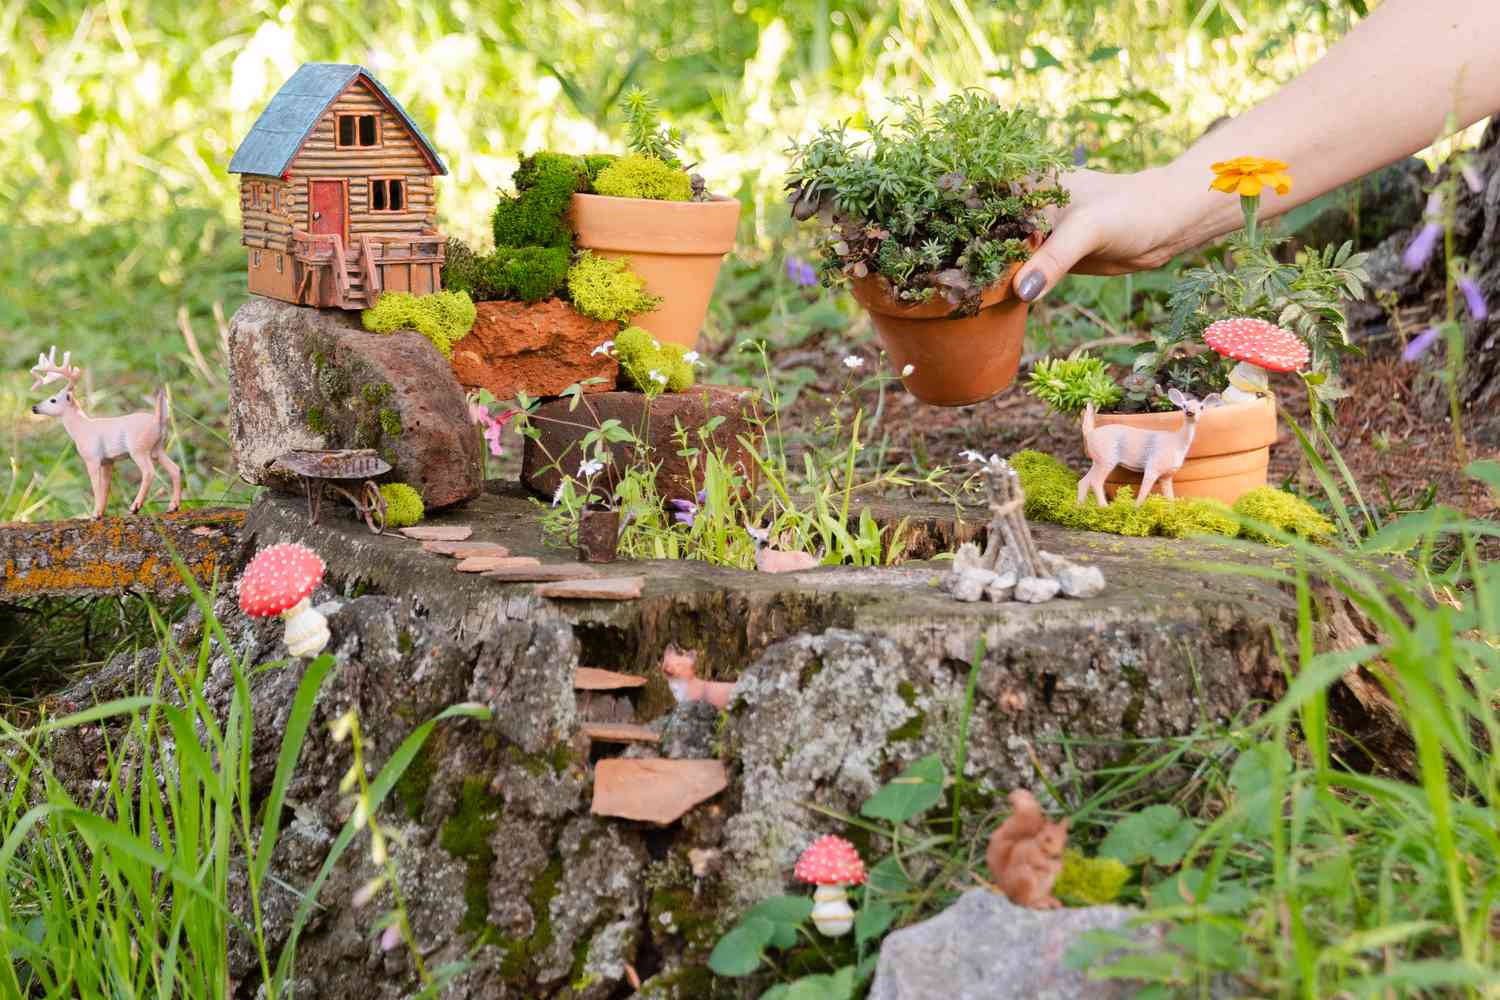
[{"xmin": 30, "ymin": 346, "xmax": 81, "ymax": 392}]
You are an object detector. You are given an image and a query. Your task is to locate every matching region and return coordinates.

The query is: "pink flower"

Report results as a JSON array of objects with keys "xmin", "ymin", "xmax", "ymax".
[
  {"xmin": 467, "ymin": 401, "xmax": 490, "ymax": 426},
  {"xmin": 380, "ymin": 923, "xmax": 402, "ymax": 952},
  {"xmin": 480, "ymin": 409, "xmax": 518, "ymax": 458}
]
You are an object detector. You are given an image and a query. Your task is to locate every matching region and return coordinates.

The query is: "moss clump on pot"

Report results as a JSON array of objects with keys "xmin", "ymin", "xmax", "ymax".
[
  {"xmin": 1054, "ymin": 849, "xmax": 1129, "ymax": 905},
  {"xmin": 1009, "ymin": 449, "xmax": 1328, "ymax": 543},
  {"xmin": 567, "ymin": 252, "xmax": 660, "ymax": 322},
  {"xmin": 593, "ymin": 154, "xmax": 693, "ymax": 202},
  {"xmin": 1233, "ymin": 486, "xmax": 1335, "ymax": 543},
  {"xmin": 362, "ymin": 290, "xmax": 477, "ymax": 357},
  {"xmin": 614, "ymin": 325, "xmax": 696, "ymax": 396},
  {"xmin": 379, "ymin": 482, "xmax": 425, "ymax": 528}
]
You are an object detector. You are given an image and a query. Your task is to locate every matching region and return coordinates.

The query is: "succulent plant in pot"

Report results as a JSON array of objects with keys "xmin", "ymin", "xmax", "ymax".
[
  {"xmin": 569, "ymin": 88, "xmax": 739, "ymax": 349},
  {"xmin": 785, "ymin": 92, "xmax": 1070, "ymax": 406}
]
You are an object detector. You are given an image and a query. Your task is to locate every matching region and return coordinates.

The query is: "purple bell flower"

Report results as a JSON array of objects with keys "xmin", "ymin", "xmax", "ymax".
[
  {"xmin": 669, "ymin": 489, "xmax": 707, "ymax": 527},
  {"xmin": 1459, "ymin": 277, "xmax": 1489, "ymax": 321},
  {"xmin": 786, "ymin": 257, "xmax": 818, "ymax": 287},
  {"xmin": 1403, "ymin": 326, "xmax": 1443, "ymax": 362},
  {"xmin": 1402, "ymin": 223, "xmax": 1441, "ymax": 272}
]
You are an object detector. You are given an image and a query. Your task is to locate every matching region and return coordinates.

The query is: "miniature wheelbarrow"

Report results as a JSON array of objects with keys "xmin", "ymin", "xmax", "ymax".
[{"xmin": 272, "ymin": 449, "xmax": 390, "ymax": 534}]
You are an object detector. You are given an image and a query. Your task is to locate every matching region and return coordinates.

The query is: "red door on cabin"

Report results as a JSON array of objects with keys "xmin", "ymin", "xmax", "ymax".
[{"xmin": 309, "ymin": 180, "xmax": 346, "ymax": 242}]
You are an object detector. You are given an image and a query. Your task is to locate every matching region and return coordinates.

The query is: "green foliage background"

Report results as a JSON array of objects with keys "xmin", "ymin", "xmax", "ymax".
[{"xmin": 0, "ymin": 0, "xmax": 1370, "ymax": 518}]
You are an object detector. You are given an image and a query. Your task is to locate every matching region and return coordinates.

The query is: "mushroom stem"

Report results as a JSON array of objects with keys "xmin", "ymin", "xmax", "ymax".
[
  {"xmin": 281, "ymin": 595, "xmax": 330, "ymax": 658},
  {"xmin": 1223, "ymin": 360, "xmax": 1270, "ymax": 404},
  {"xmin": 809, "ymin": 883, "xmax": 855, "ymax": 937}
]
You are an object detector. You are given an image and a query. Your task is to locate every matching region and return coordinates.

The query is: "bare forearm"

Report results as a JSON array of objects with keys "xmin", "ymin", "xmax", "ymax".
[{"xmin": 1151, "ymin": 0, "xmax": 1500, "ymax": 256}]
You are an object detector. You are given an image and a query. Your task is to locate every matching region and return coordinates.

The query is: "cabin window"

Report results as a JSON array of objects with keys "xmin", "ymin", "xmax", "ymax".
[
  {"xmin": 370, "ymin": 178, "xmax": 406, "ymax": 212},
  {"xmin": 275, "ymin": 253, "xmax": 284, "ymax": 273},
  {"xmin": 337, "ymin": 113, "xmax": 380, "ymax": 148},
  {"xmin": 253, "ymin": 250, "xmax": 262, "ymax": 267}
]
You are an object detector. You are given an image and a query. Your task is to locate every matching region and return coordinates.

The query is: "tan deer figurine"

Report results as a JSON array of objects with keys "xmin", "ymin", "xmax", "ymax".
[
  {"xmin": 1078, "ymin": 388, "xmax": 1221, "ymax": 506},
  {"xmin": 29, "ymin": 346, "xmax": 182, "ymax": 519}
]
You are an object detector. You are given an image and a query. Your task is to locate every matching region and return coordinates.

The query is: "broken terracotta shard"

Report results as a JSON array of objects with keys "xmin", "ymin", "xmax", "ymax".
[
  {"xmin": 536, "ymin": 576, "xmax": 645, "ymax": 601},
  {"xmin": 591, "ymin": 758, "xmax": 729, "ymax": 825},
  {"xmin": 580, "ymin": 722, "xmax": 661, "ymax": 744},
  {"xmin": 422, "ymin": 540, "xmax": 512, "ymax": 558},
  {"xmin": 399, "ymin": 525, "xmax": 473, "ymax": 542},
  {"xmin": 575, "ymin": 668, "xmax": 649, "ymax": 691}
]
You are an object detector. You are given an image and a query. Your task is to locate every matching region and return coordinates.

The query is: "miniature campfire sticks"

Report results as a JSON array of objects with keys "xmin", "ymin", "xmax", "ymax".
[
  {"xmin": 944, "ymin": 455, "xmax": 1105, "ymax": 604},
  {"xmin": 1078, "ymin": 388, "xmax": 1220, "ymax": 506},
  {"xmin": 794, "ymin": 835, "xmax": 867, "ymax": 936},
  {"xmin": 29, "ymin": 346, "xmax": 182, "ymax": 519},
  {"xmin": 986, "ymin": 790, "xmax": 1068, "ymax": 910},
  {"xmin": 238, "ymin": 543, "xmax": 330, "ymax": 658}
]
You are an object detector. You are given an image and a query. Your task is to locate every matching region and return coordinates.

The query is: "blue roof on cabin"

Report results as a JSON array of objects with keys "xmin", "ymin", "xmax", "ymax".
[{"xmin": 228, "ymin": 63, "xmax": 447, "ymax": 177}]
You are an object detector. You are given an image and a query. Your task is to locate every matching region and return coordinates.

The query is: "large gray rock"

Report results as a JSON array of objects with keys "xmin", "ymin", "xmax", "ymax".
[
  {"xmin": 227, "ymin": 294, "xmax": 481, "ymax": 509},
  {"xmin": 870, "ymin": 889, "xmax": 1161, "ymax": 1000}
]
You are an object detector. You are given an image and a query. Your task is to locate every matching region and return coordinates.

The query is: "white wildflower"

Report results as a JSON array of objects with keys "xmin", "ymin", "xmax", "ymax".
[
  {"xmin": 370, "ymin": 827, "xmax": 388, "ymax": 866},
  {"xmin": 901, "ymin": 364, "xmax": 915, "ymax": 376},
  {"xmin": 648, "ymin": 369, "xmax": 668, "ymax": 385},
  {"xmin": 590, "ymin": 340, "xmax": 614, "ymax": 357},
  {"xmin": 959, "ymin": 449, "xmax": 985, "ymax": 464},
  {"xmin": 551, "ymin": 482, "xmax": 566, "ymax": 507},
  {"xmin": 329, "ymin": 709, "xmax": 356, "ymax": 743},
  {"xmin": 683, "ymin": 351, "xmax": 703, "ymax": 367},
  {"xmin": 578, "ymin": 459, "xmax": 605, "ymax": 478},
  {"xmin": 843, "ymin": 355, "xmax": 864, "ymax": 370}
]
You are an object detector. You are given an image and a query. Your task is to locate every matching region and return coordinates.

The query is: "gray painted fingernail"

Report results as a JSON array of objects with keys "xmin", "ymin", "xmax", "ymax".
[{"xmin": 1017, "ymin": 271, "xmax": 1045, "ymax": 302}]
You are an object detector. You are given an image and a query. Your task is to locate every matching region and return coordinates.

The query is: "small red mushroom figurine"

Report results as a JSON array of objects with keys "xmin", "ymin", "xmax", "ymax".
[
  {"xmin": 239, "ymin": 542, "xmax": 330, "ymax": 658},
  {"xmin": 1202, "ymin": 317, "xmax": 1309, "ymax": 404},
  {"xmin": 794, "ymin": 834, "xmax": 867, "ymax": 937}
]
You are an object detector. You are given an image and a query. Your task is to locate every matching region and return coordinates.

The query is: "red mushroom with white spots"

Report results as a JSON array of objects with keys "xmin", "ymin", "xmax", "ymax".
[
  {"xmin": 794, "ymin": 834, "xmax": 867, "ymax": 936},
  {"xmin": 239, "ymin": 542, "xmax": 330, "ymax": 658},
  {"xmin": 1203, "ymin": 317, "xmax": 1310, "ymax": 404}
]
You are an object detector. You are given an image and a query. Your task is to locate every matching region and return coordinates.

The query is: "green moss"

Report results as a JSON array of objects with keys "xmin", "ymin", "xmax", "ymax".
[
  {"xmin": 378, "ymin": 408, "xmax": 403, "ymax": 438},
  {"xmin": 636, "ymin": 965, "xmax": 718, "ymax": 999},
  {"xmin": 580, "ymin": 153, "xmax": 619, "ymax": 188},
  {"xmin": 886, "ymin": 680, "xmax": 926, "ymax": 743},
  {"xmin": 438, "ymin": 778, "xmax": 504, "ymax": 933},
  {"xmin": 361, "ymin": 289, "xmax": 477, "ymax": 357},
  {"xmin": 493, "ymin": 152, "xmax": 586, "ymax": 249},
  {"xmin": 592, "ymin": 154, "xmax": 693, "ymax": 201},
  {"xmin": 362, "ymin": 382, "xmax": 391, "ymax": 405},
  {"xmin": 614, "ymin": 325, "xmax": 696, "ymax": 397},
  {"xmin": 566, "ymin": 251, "xmax": 660, "ymax": 322},
  {"xmin": 1054, "ymin": 848, "xmax": 1130, "ymax": 905},
  {"xmin": 1010, "ymin": 449, "xmax": 1320, "ymax": 543},
  {"xmin": 379, "ymin": 482, "xmax": 425, "ymax": 529},
  {"xmin": 306, "ymin": 406, "xmax": 329, "ymax": 436},
  {"xmin": 394, "ymin": 742, "xmax": 436, "ymax": 822},
  {"xmin": 1233, "ymin": 486, "xmax": 1335, "ymax": 544},
  {"xmin": 397, "ymin": 630, "xmax": 414, "ymax": 655}
]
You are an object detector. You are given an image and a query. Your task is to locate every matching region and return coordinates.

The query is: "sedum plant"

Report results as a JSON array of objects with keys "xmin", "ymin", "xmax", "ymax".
[
  {"xmin": 785, "ymin": 91, "xmax": 1070, "ymax": 313},
  {"xmin": 1025, "ymin": 354, "xmax": 1122, "ymax": 415}
]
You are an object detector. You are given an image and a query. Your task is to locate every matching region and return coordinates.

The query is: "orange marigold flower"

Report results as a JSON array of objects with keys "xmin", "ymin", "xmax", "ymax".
[{"xmin": 1209, "ymin": 156, "xmax": 1293, "ymax": 197}]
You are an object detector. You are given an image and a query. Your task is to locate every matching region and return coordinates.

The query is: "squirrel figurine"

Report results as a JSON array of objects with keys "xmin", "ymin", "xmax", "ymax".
[
  {"xmin": 986, "ymin": 789, "xmax": 1069, "ymax": 909},
  {"xmin": 661, "ymin": 647, "xmax": 735, "ymax": 710}
]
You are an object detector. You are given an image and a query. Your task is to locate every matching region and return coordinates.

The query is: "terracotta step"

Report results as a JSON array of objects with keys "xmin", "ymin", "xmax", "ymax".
[
  {"xmin": 580, "ymin": 722, "xmax": 660, "ymax": 744},
  {"xmin": 591, "ymin": 759, "xmax": 729, "ymax": 825},
  {"xmin": 575, "ymin": 667, "xmax": 648, "ymax": 691}
]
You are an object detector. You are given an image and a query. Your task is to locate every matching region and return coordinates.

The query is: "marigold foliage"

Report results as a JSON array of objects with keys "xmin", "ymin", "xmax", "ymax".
[
  {"xmin": 1054, "ymin": 849, "xmax": 1130, "ymax": 906},
  {"xmin": 379, "ymin": 482, "xmax": 425, "ymax": 529},
  {"xmin": 1026, "ymin": 354, "xmax": 1123, "ymax": 415},
  {"xmin": 566, "ymin": 252, "xmax": 660, "ymax": 322},
  {"xmin": 361, "ymin": 290, "xmax": 477, "ymax": 357},
  {"xmin": 614, "ymin": 325, "xmax": 695, "ymax": 396},
  {"xmin": 1008, "ymin": 449, "xmax": 1325, "ymax": 543},
  {"xmin": 592, "ymin": 154, "xmax": 693, "ymax": 202}
]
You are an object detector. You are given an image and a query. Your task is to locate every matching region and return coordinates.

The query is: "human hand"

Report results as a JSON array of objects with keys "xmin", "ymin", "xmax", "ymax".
[{"xmin": 1012, "ymin": 168, "xmax": 1208, "ymax": 302}]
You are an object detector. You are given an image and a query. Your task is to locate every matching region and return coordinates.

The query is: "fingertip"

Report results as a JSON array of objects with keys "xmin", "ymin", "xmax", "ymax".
[{"xmin": 1016, "ymin": 270, "xmax": 1046, "ymax": 302}]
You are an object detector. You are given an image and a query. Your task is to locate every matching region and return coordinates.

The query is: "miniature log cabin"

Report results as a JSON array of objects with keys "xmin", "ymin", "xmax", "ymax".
[{"xmin": 228, "ymin": 63, "xmax": 447, "ymax": 310}]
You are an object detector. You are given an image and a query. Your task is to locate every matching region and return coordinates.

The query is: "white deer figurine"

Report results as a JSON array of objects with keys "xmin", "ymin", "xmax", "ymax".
[
  {"xmin": 29, "ymin": 346, "xmax": 182, "ymax": 519},
  {"xmin": 1078, "ymin": 388, "xmax": 1221, "ymax": 506}
]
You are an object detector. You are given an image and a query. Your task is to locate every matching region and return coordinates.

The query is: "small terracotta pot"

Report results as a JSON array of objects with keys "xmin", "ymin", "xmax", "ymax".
[
  {"xmin": 1092, "ymin": 395, "xmax": 1278, "ymax": 504},
  {"xmin": 847, "ymin": 262, "xmax": 1028, "ymax": 407},
  {"xmin": 570, "ymin": 193, "xmax": 740, "ymax": 349}
]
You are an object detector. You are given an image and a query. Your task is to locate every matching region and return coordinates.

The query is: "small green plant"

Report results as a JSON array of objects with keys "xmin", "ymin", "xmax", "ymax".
[
  {"xmin": 785, "ymin": 92, "xmax": 1069, "ymax": 311},
  {"xmin": 592, "ymin": 153, "xmax": 693, "ymax": 202},
  {"xmin": 612, "ymin": 325, "xmax": 695, "ymax": 396},
  {"xmin": 1025, "ymin": 354, "xmax": 1123, "ymax": 415},
  {"xmin": 362, "ymin": 290, "xmax": 478, "ymax": 357},
  {"xmin": 566, "ymin": 252, "xmax": 660, "ymax": 322},
  {"xmin": 379, "ymin": 482, "xmax": 424, "ymax": 528},
  {"xmin": 620, "ymin": 86, "xmax": 683, "ymax": 166}
]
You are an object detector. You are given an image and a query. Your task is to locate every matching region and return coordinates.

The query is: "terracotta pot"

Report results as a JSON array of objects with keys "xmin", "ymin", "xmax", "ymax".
[
  {"xmin": 847, "ymin": 263, "xmax": 1028, "ymax": 407},
  {"xmin": 570, "ymin": 193, "xmax": 740, "ymax": 349},
  {"xmin": 1092, "ymin": 395, "xmax": 1277, "ymax": 504}
]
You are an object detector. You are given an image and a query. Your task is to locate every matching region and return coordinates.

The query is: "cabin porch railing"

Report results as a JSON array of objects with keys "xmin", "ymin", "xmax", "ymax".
[{"xmin": 291, "ymin": 229, "xmax": 447, "ymax": 307}]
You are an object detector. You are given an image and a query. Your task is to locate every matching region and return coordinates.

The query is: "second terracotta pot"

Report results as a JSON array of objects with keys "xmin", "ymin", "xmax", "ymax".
[
  {"xmin": 848, "ymin": 263, "xmax": 1028, "ymax": 407},
  {"xmin": 570, "ymin": 193, "xmax": 740, "ymax": 349},
  {"xmin": 1091, "ymin": 395, "xmax": 1278, "ymax": 504}
]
